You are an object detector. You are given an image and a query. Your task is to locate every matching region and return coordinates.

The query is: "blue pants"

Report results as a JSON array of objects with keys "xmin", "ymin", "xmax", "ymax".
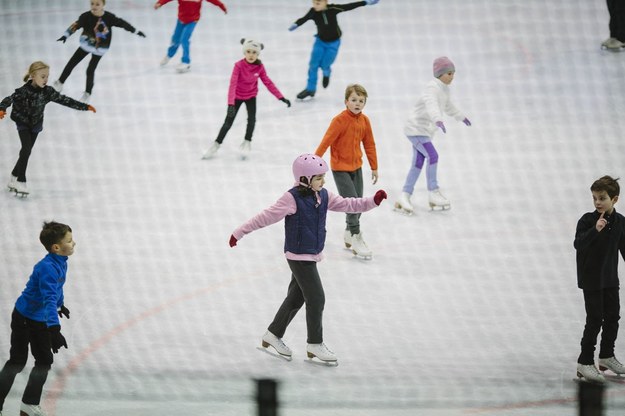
[
  {"xmin": 167, "ymin": 20, "xmax": 197, "ymax": 64},
  {"xmin": 402, "ymin": 135, "xmax": 439, "ymax": 194},
  {"xmin": 306, "ymin": 37, "xmax": 341, "ymax": 92}
]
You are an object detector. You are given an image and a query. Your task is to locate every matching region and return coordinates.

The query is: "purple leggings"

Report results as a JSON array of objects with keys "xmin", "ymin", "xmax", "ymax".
[{"xmin": 402, "ymin": 135, "xmax": 439, "ymax": 194}]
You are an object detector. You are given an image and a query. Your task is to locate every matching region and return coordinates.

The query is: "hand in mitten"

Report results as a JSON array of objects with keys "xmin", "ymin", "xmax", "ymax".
[
  {"xmin": 57, "ymin": 35, "xmax": 67, "ymax": 43},
  {"xmin": 280, "ymin": 97, "xmax": 291, "ymax": 108},
  {"xmin": 49, "ymin": 325, "xmax": 68, "ymax": 353},
  {"xmin": 435, "ymin": 121, "xmax": 446, "ymax": 133},
  {"xmin": 0, "ymin": 110, "xmax": 5, "ymax": 119},
  {"xmin": 462, "ymin": 117, "xmax": 471, "ymax": 126},
  {"xmin": 288, "ymin": 24, "xmax": 298, "ymax": 31},
  {"xmin": 227, "ymin": 105, "xmax": 236, "ymax": 118},
  {"xmin": 58, "ymin": 305, "xmax": 70, "ymax": 319},
  {"xmin": 87, "ymin": 105, "xmax": 96, "ymax": 113},
  {"xmin": 229, "ymin": 235, "xmax": 238, "ymax": 247},
  {"xmin": 136, "ymin": 31, "xmax": 146, "ymax": 38},
  {"xmin": 373, "ymin": 190, "xmax": 387, "ymax": 205}
]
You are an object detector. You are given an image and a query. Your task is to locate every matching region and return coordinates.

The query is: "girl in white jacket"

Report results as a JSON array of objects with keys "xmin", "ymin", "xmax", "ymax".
[{"xmin": 395, "ymin": 56, "xmax": 471, "ymax": 213}]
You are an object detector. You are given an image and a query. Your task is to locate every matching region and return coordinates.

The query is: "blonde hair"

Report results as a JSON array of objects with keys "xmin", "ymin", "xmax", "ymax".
[
  {"xmin": 344, "ymin": 84, "xmax": 368, "ymax": 101},
  {"xmin": 23, "ymin": 61, "xmax": 50, "ymax": 83}
]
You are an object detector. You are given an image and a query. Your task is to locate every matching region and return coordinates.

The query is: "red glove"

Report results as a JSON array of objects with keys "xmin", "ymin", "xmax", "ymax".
[
  {"xmin": 373, "ymin": 190, "xmax": 387, "ymax": 205},
  {"xmin": 87, "ymin": 105, "xmax": 96, "ymax": 113},
  {"xmin": 0, "ymin": 110, "xmax": 5, "ymax": 119},
  {"xmin": 229, "ymin": 234, "xmax": 237, "ymax": 247}
]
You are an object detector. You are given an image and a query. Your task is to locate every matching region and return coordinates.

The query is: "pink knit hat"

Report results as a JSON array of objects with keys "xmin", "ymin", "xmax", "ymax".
[{"xmin": 433, "ymin": 56, "xmax": 455, "ymax": 78}]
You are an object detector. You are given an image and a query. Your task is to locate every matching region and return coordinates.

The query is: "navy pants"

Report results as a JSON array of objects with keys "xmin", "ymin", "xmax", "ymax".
[{"xmin": 578, "ymin": 288, "xmax": 620, "ymax": 365}]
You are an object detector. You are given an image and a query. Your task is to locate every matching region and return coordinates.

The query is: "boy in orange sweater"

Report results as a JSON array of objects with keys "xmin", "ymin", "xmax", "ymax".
[{"xmin": 315, "ymin": 84, "xmax": 378, "ymax": 258}]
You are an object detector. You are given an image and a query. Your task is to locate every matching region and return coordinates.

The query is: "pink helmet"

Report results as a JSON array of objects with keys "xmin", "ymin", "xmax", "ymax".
[{"xmin": 292, "ymin": 154, "xmax": 328, "ymax": 186}]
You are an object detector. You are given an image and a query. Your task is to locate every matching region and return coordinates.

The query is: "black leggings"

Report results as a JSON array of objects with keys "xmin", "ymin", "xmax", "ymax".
[
  {"xmin": 215, "ymin": 97, "xmax": 257, "ymax": 144},
  {"xmin": 59, "ymin": 48, "xmax": 103, "ymax": 94},
  {"xmin": 12, "ymin": 129, "xmax": 40, "ymax": 182}
]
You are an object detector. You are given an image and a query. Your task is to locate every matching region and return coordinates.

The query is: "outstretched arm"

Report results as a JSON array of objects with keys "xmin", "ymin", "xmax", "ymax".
[
  {"xmin": 206, "ymin": 0, "xmax": 227, "ymax": 13},
  {"xmin": 231, "ymin": 192, "xmax": 296, "ymax": 243}
]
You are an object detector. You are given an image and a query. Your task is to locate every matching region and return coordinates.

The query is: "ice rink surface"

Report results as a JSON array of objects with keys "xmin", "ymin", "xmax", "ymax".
[{"xmin": 1, "ymin": 0, "xmax": 624, "ymax": 414}]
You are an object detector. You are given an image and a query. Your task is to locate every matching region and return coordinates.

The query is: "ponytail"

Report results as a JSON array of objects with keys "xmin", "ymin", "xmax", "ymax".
[{"xmin": 23, "ymin": 61, "xmax": 50, "ymax": 82}]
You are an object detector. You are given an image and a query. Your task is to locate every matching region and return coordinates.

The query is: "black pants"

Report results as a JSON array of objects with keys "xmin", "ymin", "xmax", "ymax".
[
  {"xmin": 59, "ymin": 48, "xmax": 103, "ymax": 94},
  {"xmin": 215, "ymin": 97, "xmax": 257, "ymax": 144},
  {"xmin": 332, "ymin": 169, "xmax": 364, "ymax": 235},
  {"xmin": 267, "ymin": 260, "xmax": 325, "ymax": 344},
  {"xmin": 607, "ymin": 0, "xmax": 625, "ymax": 41},
  {"xmin": 0, "ymin": 309, "xmax": 53, "ymax": 411},
  {"xmin": 11, "ymin": 125, "xmax": 42, "ymax": 182},
  {"xmin": 578, "ymin": 288, "xmax": 620, "ymax": 365}
]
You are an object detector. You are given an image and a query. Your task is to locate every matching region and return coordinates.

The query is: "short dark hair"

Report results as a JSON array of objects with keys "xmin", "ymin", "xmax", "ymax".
[
  {"xmin": 39, "ymin": 221, "xmax": 72, "ymax": 252},
  {"xmin": 590, "ymin": 175, "xmax": 620, "ymax": 199}
]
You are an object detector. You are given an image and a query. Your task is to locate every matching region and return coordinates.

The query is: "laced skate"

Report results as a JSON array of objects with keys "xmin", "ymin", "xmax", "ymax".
[
  {"xmin": 394, "ymin": 192, "xmax": 414, "ymax": 215},
  {"xmin": 599, "ymin": 356, "xmax": 625, "ymax": 375},
  {"xmin": 160, "ymin": 56, "xmax": 170, "ymax": 66},
  {"xmin": 176, "ymin": 63, "xmax": 191, "ymax": 73},
  {"xmin": 307, "ymin": 343, "xmax": 338, "ymax": 366},
  {"xmin": 20, "ymin": 402, "xmax": 47, "ymax": 416},
  {"xmin": 343, "ymin": 230, "xmax": 352, "ymax": 249},
  {"xmin": 13, "ymin": 181, "xmax": 29, "ymax": 198},
  {"xmin": 259, "ymin": 331, "xmax": 292, "ymax": 361},
  {"xmin": 576, "ymin": 363, "xmax": 605, "ymax": 383},
  {"xmin": 429, "ymin": 189, "xmax": 450, "ymax": 210},
  {"xmin": 202, "ymin": 142, "xmax": 221, "ymax": 159},
  {"xmin": 52, "ymin": 80, "xmax": 63, "ymax": 92},
  {"xmin": 296, "ymin": 89, "xmax": 315, "ymax": 100},
  {"xmin": 239, "ymin": 140, "xmax": 251, "ymax": 160},
  {"xmin": 80, "ymin": 92, "xmax": 91, "ymax": 103},
  {"xmin": 7, "ymin": 175, "xmax": 17, "ymax": 191},
  {"xmin": 601, "ymin": 37, "xmax": 624, "ymax": 51},
  {"xmin": 351, "ymin": 232, "xmax": 372, "ymax": 260}
]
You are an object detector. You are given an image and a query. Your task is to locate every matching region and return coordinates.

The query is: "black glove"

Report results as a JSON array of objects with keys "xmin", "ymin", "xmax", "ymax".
[
  {"xmin": 49, "ymin": 325, "xmax": 68, "ymax": 353},
  {"xmin": 227, "ymin": 105, "xmax": 236, "ymax": 118},
  {"xmin": 58, "ymin": 304, "xmax": 70, "ymax": 319},
  {"xmin": 57, "ymin": 35, "xmax": 67, "ymax": 43},
  {"xmin": 280, "ymin": 97, "xmax": 291, "ymax": 108},
  {"xmin": 136, "ymin": 30, "xmax": 146, "ymax": 38}
]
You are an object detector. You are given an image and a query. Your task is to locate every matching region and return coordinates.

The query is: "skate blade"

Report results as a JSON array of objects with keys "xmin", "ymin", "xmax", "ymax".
[
  {"xmin": 393, "ymin": 206, "xmax": 413, "ymax": 216},
  {"xmin": 351, "ymin": 250, "xmax": 372, "ymax": 260},
  {"xmin": 13, "ymin": 191, "xmax": 29, "ymax": 198},
  {"xmin": 257, "ymin": 346, "xmax": 292, "ymax": 361},
  {"xmin": 575, "ymin": 372, "xmax": 606, "ymax": 384},
  {"xmin": 429, "ymin": 203, "xmax": 450, "ymax": 211},
  {"xmin": 305, "ymin": 355, "xmax": 338, "ymax": 367}
]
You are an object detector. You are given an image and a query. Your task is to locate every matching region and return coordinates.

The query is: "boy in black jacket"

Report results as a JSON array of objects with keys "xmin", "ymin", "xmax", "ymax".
[{"xmin": 575, "ymin": 175, "xmax": 625, "ymax": 383}]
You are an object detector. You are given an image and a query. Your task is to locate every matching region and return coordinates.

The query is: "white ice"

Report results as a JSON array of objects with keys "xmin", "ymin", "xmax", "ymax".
[{"xmin": 1, "ymin": 0, "xmax": 624, "ymax": 415}]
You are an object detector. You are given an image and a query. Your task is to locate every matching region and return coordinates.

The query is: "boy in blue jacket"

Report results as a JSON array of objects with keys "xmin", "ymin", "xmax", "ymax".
[{"xmin": 0, "ymin": 222, "xmax": 75, "ymax": 416}]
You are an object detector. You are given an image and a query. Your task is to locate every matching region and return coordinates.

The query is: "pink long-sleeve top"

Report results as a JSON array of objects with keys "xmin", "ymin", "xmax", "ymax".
[
  {"xmin": 227, "ymin": 59, "xmax": 284, "ymax": 105},
  {"xmin": 232, "ymin": 189, "xmax": 378, "ymax": 262}
]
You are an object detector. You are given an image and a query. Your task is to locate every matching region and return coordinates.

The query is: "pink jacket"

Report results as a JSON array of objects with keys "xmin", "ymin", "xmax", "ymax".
[
  {"xmin": 227, "ymin": 59, "xmax": 284, "ymax": 105},
  {"xmin": 232, "ymin": 189, "xmax": 378, "ymax": 262}
]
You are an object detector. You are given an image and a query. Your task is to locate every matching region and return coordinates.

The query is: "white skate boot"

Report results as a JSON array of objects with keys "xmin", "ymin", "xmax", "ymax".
[
  {"xmin": 13, "ymin": 181, "xmax": 29, "ymax": 197},
  {"xmin": 52, "ymin": 80, "xmax": 63, "ymax": 92},
  {"xmin": 202, "ymin": 142, "xmax": 221, "ymax": 159},
  {"xmin": 176, "ymin": 63, "xmax": 191, "ymax": 73},
  {"xmin": 394, "ymin": 192, "xmax": 414, "ymax": 215},
  {"xmin": 80, "ymin": 92, "xmax": 91, "ymax": 103},
  {"xmin": 7, "ymin": 175, "xmax": 17, "ymax": 191},
  {"xmin": 351, "ymin": 232, "xmax": 372, "ymax": 259},
  {"xmin": 576, "ymin": 363, "xmax": 605, "ymax": 383},
  {"xmin": 307, "ymin": 343, "xmax": 337, "ymax": 365},
  {"xmin": 160, "ymin": 56, "xmax": 170, "ymax": 66},
  {"xmin": 343, "ymin": 230, "xmax": 352, "ymax": 249},
  {"xmin": 239, "ymin": 140, "xmax": 251, "ymax": 160},
  {"xmin": 20, "ymin": 402, "xmax": 47, "ymax": 416},
  {"xmin": 260, "ymin": 331, "xmax": 292, "ymax": 360},
  {"xmin": 599, "ymin": 356, "xmax": 625, "ymax": 375},
  {"xmin": 601, "ymin": 37, "xmax": 624, "ymax": 50},
  {"xmin": 429, "ymin": 189, "xmax": 450, "ymax": 210}
]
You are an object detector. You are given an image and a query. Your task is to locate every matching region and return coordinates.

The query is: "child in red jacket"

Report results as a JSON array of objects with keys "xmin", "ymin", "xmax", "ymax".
[{"xmin": 155, "ymin": 0, "xmax": 227, "ymax": 73}]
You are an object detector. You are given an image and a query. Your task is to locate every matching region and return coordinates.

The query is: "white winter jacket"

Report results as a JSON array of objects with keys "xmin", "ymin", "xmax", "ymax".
[{"xmin": 404, "ymin": 78, "xmax": 465, "ymax": 137}]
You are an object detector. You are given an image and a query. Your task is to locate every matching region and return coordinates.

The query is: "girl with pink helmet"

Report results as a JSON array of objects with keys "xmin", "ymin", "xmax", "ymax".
[{"xmin": 229, "ymin": 154, "xmax": 386, "ymax": 364}]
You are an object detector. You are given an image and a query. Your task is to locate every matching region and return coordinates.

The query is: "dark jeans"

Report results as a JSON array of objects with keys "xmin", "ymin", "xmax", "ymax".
[
  {"xmin": 578, "ymin": 288, "xmax": 620, "ymax": 365},
  {"xmin": 607, "ymin": 0, "xmax": 625, "ymax": 41},
  {"xmin": 332, "ymin": 169, "xmax": 364, "ymax": 235},
  {"xmin": 11, "ymin": 125, "xmax": 42, "ymax": 182},
  {"xmin": 59, "ymin": 48, "xmax": 103, "ymax": 94},
  {"xmin": 267, "ymin": 260, "xmax": 325, "ymax": 344},
  {"xmin": 0, "ymin": 309, "xmax": 53, "ymax": 410},
  {"xmin": 215, "ymin": 97, "xmax": 257, "ymax": 144}
]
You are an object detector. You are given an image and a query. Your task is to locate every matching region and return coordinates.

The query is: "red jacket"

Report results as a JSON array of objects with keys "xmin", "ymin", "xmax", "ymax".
[{"xmin": 157, "ymin": 0, "xmax": 227, "ymax": 24}]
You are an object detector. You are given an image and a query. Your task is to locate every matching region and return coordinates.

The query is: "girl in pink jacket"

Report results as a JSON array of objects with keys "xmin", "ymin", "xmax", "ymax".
[
  {"xmin": 202, "ymin": 39, "xmax": 291, "ymax": 160},
  {"xmin": 229, "ymin": 154, "xmax": 387, "ymax": 364}
]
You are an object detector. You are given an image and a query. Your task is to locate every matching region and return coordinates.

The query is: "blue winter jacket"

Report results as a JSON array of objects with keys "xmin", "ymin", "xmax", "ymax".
[
  {"xmin": 15, "ymin": 253, "xmax": 67, "ymax": 327},
  {"xmin": 284, "ymin": 188, "xmax": 328, "ymax": 255}
]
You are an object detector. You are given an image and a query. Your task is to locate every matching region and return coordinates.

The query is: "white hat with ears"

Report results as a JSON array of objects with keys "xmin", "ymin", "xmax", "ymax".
[{"xmin": 241, "ymin": 38, "xmax": 264, "ymax": 55}]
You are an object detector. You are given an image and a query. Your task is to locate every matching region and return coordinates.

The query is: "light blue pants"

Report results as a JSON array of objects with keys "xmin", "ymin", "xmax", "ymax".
[
  {"xmin": 402, "ymin": 135, "xmax": 439, "ymax": 194},
  {"xmin": 167, "ymin": 20, "xmax": 197, "ymax": 64},
  {"xmin": 306, "ymin": 37, "xmax": 341, "ymax": 92}
]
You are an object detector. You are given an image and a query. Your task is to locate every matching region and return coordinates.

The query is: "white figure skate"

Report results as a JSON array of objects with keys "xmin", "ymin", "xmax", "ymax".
[
  {"xmin": 576, "ymin": 363, "xmax": 605, "ymax": 383},
  {"xmin": 394, "ymin": 192, "xmax": 414, "ymax": 215},
  {"xmin": 351, "ymin": 232, "xmax": 372, "ymax": 260},
  {"xmin": 13, "ymin": 181, "xmax": 29, "ymax": 198},
  {"xmin": 429, "ymin": 189, "xmax": 450, "ymax": 210},
  {"xmin": 176, "ymin": 63, "xmax": 191, "ymax": 73},
  {"xmin": 599, "ymin": 356, "xmax": 625, "ymax": 375},
  {"xmin": 7, "ymin": 175, "xmax": 17, "ymax": 192},
  {"xmin": 20, "ymin": 402, "xmax": 47, "ymax": 416},
  {"xmin": 202, "ymin": 142, "xmax": 220, "ymax": 159},
  {"xmin": 52, "ymin": 80, "xmax": 63, "ymax": 92},
  {"xmin": 601, "ymin": 37, "xmax": 624, "ymax": 51},
  {"xmin": 259, "ymin": 331, "xmax": 292, "ymax": 361},
  {"xmin": 160, "ymin": 56, "xmax": 170, "ymax": 66},
  {"xmin": 306, "ymin": 343, "xmax": 338, "ymax": 366},
  {"xmin": 343, "ymin": 230, "xmax": 352, "ymax": 249},
  {"xmin": 239, "ymin": 140, "xmax": 251, "ymax": 160},
  {"xmin": 80, "ymin": 92, "xmax": 91, "ymax": 103}
]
